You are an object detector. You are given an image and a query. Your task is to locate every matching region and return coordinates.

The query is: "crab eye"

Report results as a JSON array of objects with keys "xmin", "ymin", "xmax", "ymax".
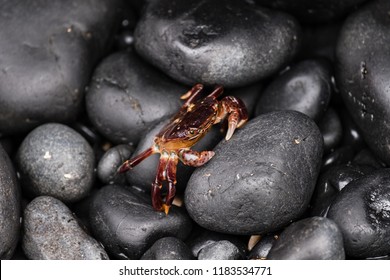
[{"xmin": 188, "ymin": 128, "xmax": 198, "ymax": 135}]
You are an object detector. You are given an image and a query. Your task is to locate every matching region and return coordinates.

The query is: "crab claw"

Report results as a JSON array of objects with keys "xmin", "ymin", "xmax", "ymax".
[{"xmin": 221, "ymin": 96, "xmax": 249, "ymax": 141}]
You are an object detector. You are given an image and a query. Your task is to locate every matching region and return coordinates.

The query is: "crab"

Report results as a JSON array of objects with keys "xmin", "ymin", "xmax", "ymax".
[{"xmin": 117, "ymin": 84, "xmax": 248, "ymax": 214}]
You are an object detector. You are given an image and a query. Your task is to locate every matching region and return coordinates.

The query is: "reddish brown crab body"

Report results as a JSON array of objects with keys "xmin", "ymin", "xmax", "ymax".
[{"xmin": 118, "ymin": 84, "xmax": 248, "ymax": 214}]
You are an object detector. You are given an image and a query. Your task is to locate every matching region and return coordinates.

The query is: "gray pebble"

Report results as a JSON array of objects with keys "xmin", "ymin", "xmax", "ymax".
[
  {"xmin": 16, "ymin": 123, "xmax": 95, "ymax": 203},
  {"xmin": 22, "ymin": 196, "xmax": 108, "ymax": 260},
  {"xmin": 198, "ymin": 240, "xmax": 242, "ymax": 260},
  {"xmin": 141, "ymin": 237, "xmax": 193, "ymax": 260}
]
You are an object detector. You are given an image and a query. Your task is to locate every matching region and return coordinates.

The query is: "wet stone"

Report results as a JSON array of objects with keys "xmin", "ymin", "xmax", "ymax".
[
  {"xmin": 0, "ymin": 0, "xmax": 124, "ymax": 135},
  {"xmin": 198, "ymin": 240, "xmax": 243, "ymax": 260},
  {"xmin": 336, "ymin": 0, "xmax": 390, "ymax": 165},
  {"xmin": 267, "ymin": 217, "xmax": 345, "ymax": 260},
  {"xmin": 134, "ymin": 0, "xmax": 301, "ymax": 87},
  {"xmin": 248, "ymin": 234, "xmax": 278, "ymax": 260},
  {"xmin": 318, "ymin": 108, "xmax": 343, "ymax": 154},
  {"xmin": 16, "ymin": 123, "xmax": 95, "ymax": 203},
  {"xmin": 22, "ymin": 196, "xmax": 109, "ymax": 260},
  {"xmin": 86, "ymin": 50, "xmax": 186, "ymax": 145},
  {"xmin": 185, "ymin": 111, "xmax": 323, "ymax": 235},
  {"xmin": 97, "ymin": 144, "xmax": 134, "ymax": 185},
  {"xmin": 253, "ymin": 0, "xmax": 368, "ymax": 24},
  {"xmin": 141, "ymin": 237, "xmax": 193, "ymax": 260},
  {"xmin": 327, "ymin": 168, "xmax": 390, "ymax": 258},
  {"xmin": 0, "ymin": 145, "xmax": 21, "ymax": 259},
  {"xmin": 89, "ymin": 185, "xmax": 192, "ymax": 259},
  {"xmin": 255, "ymin": 59, "xmax": 332, "ymax": 123}
]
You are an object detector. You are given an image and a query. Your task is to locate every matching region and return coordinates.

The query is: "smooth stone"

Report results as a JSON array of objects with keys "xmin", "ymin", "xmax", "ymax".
[
  {"xmin": 318, "ymin": 108, "xmax": 343, "ymax": 154},
  {"xmin": 267, "ymin": 217, "xmax": 345, "ymax": 260},
  {"xmin": 248, "ymin": 234, "xmax": 278, "ymax": 260},
  {"xmin": 328, "ymin": 168, "xmax": 390, "ymax": 258},
  {"xmin": 186, "ymin": 228, "xmax": 247, "ymax": 258},
  {"xmin": 97, "ymin": 144, "xmax": 134, "ymax": 185},
  {"xmin": 185, "ymin": 111, "xmax": 323, "ymax": 235},
  {"xmin": 16, "ymin": 123, "xmax": 95, "ymax": 203},
  {"xmin": 141, "ymin": 237, "xmax": 193, "ymax": 260},
  {"xmin": 198, "ymin": 240, "xmax": 242, "ymax": 260},
  {"xmin": 125, "ymin": 119, "xmax": 222, "ymax": 193},
  {"xmin": 253, "ymin": 0, "xmax": 368, "ymax": 24},
  {"xmin": 352, "ymin": 149, "xmax": 385, "ymax": 169},
  {"xmin": 134, "ymin": 0, "xmax": 301, "ymax": 87},
  {"xmin": 0, "ymin": 145, "xmax": 21, "ymax": 259},
  {"xmin": 321, "ymin": 145, "xmax": 355, "ymax": 171},
  {"xmin": 89, "ymin": 185, "xmax": 192, "ymax": 259},
  {"xmin": 255, "ymin": 59, "xmax": 332, "ymax": 122},
  {"xmin": 311, "ymin": 164, "xmax": 373, "ymax": 216},
  {"xmin": 86, "ymin": 50, "xmax": 186, "ymax": 144},
  {"xmin": 336, "ymin": 0, "xmax": 390, "ymax": 165},
  {"xmin": 340, "ymin": 110, "xmax": 366, "ymax": 150},
  {"xmin": 0, "ymin": 0, "xmax": 124, "ymax": 135},
  {"xmin": 23, "ymin": 196, "xmax": 108, "ymax": 260}
]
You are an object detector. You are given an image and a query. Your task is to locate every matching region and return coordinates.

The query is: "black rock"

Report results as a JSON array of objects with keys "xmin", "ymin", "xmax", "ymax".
[
  {"xmin": 319, "ymin": 108, "xmax": 343, "ymax": 154},
  {"xmin": 0, "ymin": 0, "xmax": 124, "ymax": 135},
  {"xmin": 86, "ymin": 50, "xmax": 186, "ymax": 144},
  {"xmin": 255, "ymin": 59, "xmax": 332, "ymax": 123},
  {"xmin": 248, "ymin": 234, "xmax": 278, "ymax": 260},
  {"xmin": 198, "ymin": 240, "xmax": 242, "ymax": 260},
  {"xmin": 134, "ymin": 0, "xmax": 301, "ymax": 87},
  {"xmin": 125, "ymin": 118, "xmax": 222, "ymax": 193},
  {"xmin": 327, "ymin": 168, "xmax": 390, "ymax": 258},
  {"xmin": 336, "ymin": 0, "xmax": 390, "ymax": 165},
  {"xmin": 16, "ymin": 123, "xmax": 95, "ymax": 203},
  {"xmin": 321, "ymin": 145, "xmax": 355, "ymax": 171},
  {"xmin": 185, "ymin": 111, "xmax": 323, "ymax": 235},
  {"xmin": 97, "ymin": 144, "xmax": 134, "ymax": 185},
  {"xmin": 267, "ymin": 217, "xmax": 345, "ymax": 260},
  {"xmin": 186, "ymin": 228, "xmax": 247, "ymax": 259},
  {"xmin": 22, "ymin": 196, "xmax": 109, "ymax": 260},
  {"xmin": 339, "ymin": 110, "xmax": 366, "ymax": 151},
  {"xmin": 89, "ymin": 185, "xmax": 192, "ymax": 259},
  {"xmin": 311, "ymin": 164, "xmax": 373, "ymax": 216},
  {"xmin": 141, "ymin": 237, "xmax": 193, "ymax": 260},
  {"xmin": 253, "ymin": 0, "xmax": 368, "ymax": 24},
  {"xmin": 352, "ymin": 149, "xmax": 385, "ymax": 169},
  {"xmin": 0, "ymin": 145, "xmax": 21, "ymax": 259}
]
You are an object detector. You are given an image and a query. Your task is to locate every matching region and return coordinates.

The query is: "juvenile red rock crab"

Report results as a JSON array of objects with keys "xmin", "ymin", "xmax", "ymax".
[{"xmin": 118, "ymin": 84, "xmax": 248, "ymax": 214}]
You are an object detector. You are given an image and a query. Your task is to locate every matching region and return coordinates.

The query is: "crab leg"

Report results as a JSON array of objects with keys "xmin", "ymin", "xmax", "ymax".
[
  {"xmin": 117, "ymin": 147, "xmax": 156, "ymax": 173},
  {"xmin": 207, "ymin": 85, "xmax": 224, "ymax": 99},
  {"xmin": 163, "ymin": 154, "xmax": 179, "ymax": 214},
  {"xmin": 217, "ymin": 96, "xmax": 249, "ymax": 140},
  {"xmin": 179, "ymin": 149, "xmax": 215, "ymax": 167},
  {"xmin": 151, "ymin": 152, "xmax": 169, "ymax": 211},
  {"xmin": 180, "ymin": 83, "xmax": 204, "ymax": 106}
]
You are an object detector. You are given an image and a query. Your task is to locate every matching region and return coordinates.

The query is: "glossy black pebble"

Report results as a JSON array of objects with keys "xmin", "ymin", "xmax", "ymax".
[
  {"xmin": 141, "ymin": 237, "xmax": 193, "ymax": 260},
  {"xmin": 328, "ymin": 168, "xmax": 390, "ymax": 258},
  {"xmin": 185, "ymin": 111, "xmax": 323, "ymax": 235},
  {"xmin": 16, "ymin": 123, "xmax": 95, "ymax": 203},
  {"xmin": 23, "ymin": 196, "xmax": 108, "ymax": 260},
  {"xmin": 255, "ymin": 59, "xmax": 332, "ymax": 123},
  {"xmin": 267, "ymin": 217, "xmax": 345, "ymax": 260},
  {"xmin": 198, "ymin": 240, "xmax": 243, "ymax": 260},
  {"xmin": 97, "ymin": 144, "xmax": 134, "ymax": 185},
  {"xmin": 134, "ymin": 0, "xmax": 301, "ymax": 87},
  {"xmin": 86, "ymin": 50, "xmax": 185, "ymax": 144},
  {"xmin": 89, "ymin": 185, "xmax": 192, "ymax": 259},
  {"xmin": 0, "ymin": 145, "xmax": 21, "ymax": 259}
]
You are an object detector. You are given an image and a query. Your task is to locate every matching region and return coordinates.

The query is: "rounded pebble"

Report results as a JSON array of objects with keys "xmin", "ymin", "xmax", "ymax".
[
  {"xmin": 0, "ymin": 145, "xmax": 21, "ymax": 259},
  {"xmin": 97, "ymin": 144, "xmax": 134, "ymax": 185},
  {"xmin": 255, "ymin": 59, "xmax": 332, "ymax": 122},
  {"xmin": 267, "ymin": 217, "xmax": 345, "ymax": 260},
  {"xmin": 141, "ymin": 237, "xmax": 193, "ymax": 260},
  {"xmin": 89, "ymin": 185, "xmax": 192, "ymax": 259},
  {"xmin": 198, "ymin": 240, "xmax": 243, "ymax": 260},
  {"xmin": 327, "ymin": 168, "xmax": 390, "ymax": 258},
  {"xmin": 134, "ymin": 0, "xmax": 301, "ymax": 87},
  {"xmin": 336, "ymin": 0, "xmax": 390, "ymax": 165},
  {"xmin": 185, "ymin": 111, "xmax": 323, "ymax": 235},
  {"xmin": 16, "ymin": 123, "xmax": 95, "ymax": 203},
  {"xmin": 22, "ymin": 196, "xmax": 108, "ymax": 260},
  {"xmin": 0, "ymin": 0, "xmax": 124, "ymax": 135},
  {"xmin": 318, "ymin": 108, "xmax": 343, "ymax": 154},
  {"xmin": 86, "ymin": 50, "xmax": 186, "ymax": 144}
]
